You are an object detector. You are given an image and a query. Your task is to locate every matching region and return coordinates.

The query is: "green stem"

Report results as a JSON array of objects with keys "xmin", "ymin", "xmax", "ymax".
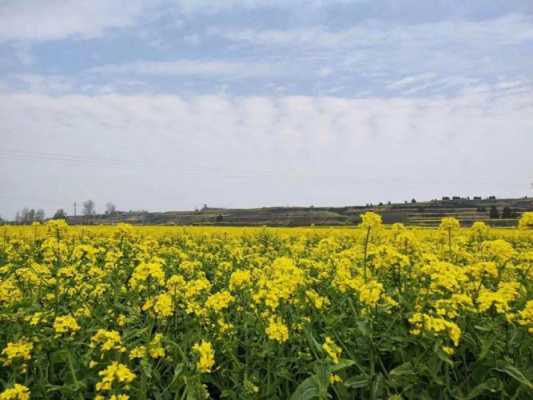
[
  {"xmin": 67, "ymin": 354, "xmax": 83, "ymax": 400},
  {"xmin": 364, "ymin": 226, "xmax": 371, "ymax": 281}
]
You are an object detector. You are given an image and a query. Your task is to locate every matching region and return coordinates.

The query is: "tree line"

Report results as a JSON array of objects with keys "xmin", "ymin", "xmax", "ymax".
[
  {"xmin": 10, "ymin": 201, "xmax": 117, "ymax": 224},
  {"xmin": 14, "ymin": 208, "xmax": 46, "ymax": 224}
]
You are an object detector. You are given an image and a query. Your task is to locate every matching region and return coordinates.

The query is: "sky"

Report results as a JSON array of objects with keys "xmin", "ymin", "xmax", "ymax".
[{"xmin": 1, "ymin": 0, "xmax": 533, "ymax": 218}]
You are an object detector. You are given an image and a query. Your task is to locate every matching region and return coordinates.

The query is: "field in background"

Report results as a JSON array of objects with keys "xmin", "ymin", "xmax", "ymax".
[
  {"xmin": 66, "ymin": 197, "xmax": 533, "ymax": 227},
  {"xmin": 1, "ymin": 215, "xmax": 532, "ymax": 399}
]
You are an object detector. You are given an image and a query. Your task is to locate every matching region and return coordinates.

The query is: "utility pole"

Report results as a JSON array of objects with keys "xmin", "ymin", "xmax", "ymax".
[{"xmin": 73, "ymin": 202, "xmax": 77, "ymax": 217}]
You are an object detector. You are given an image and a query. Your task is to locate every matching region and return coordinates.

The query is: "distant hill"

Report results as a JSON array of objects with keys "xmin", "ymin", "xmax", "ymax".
[{"xmin": 66, "ymin": 196, "xmax": 533, "ymax": 227}]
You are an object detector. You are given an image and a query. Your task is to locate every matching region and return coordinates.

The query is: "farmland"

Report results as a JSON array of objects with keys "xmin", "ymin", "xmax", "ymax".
[
  {"xmin": 65, "ymin": 197, "xmax": 533, "ymax": 228},
  {"xmin": 1, "ymin": 213, "xmax": 532, "ymax": 399}
]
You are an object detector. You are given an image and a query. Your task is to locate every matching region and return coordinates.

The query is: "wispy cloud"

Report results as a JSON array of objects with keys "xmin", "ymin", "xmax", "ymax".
[
  {"xmin": 88, "ymin": 60, "xmax": 285, "ymax": 79},
  {"xmin": 170, "ymin": 0, "xmax": 367, "ymax": 15},
  {"xmin": 211, "ymin": 14, "xmax": 533, "ymax": 49},
  {"xmin": 0, "ymin": 0, "xmax": 148, "ymax": 42},
  {"xmin": 0, "ymin": 0, "xmax": 365, "ymax": 43},
  {"xmin": 1, "ymin": 87, "xmax": 532, "ymax": 216},
  {"xmin": 386, "ymin": 74, "xmax": 438, "ymax": 91},
  {"xmin": 196, "ymin": 14, "xmax": 533, "ymax": 96},
  {"xmin": 9, "ymin": 74, "xmax": 74, "ymax": 94}
]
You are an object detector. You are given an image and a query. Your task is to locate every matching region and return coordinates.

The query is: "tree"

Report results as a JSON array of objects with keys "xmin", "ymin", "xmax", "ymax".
[
  {"xmin": 489, "ymin": 206, "xmax": 500, "ymax": 219},
  {"xmin": 82, "ymin": 200, "xmax": 96, "ymax": 216},
  {"xmin": 411, "ymin": 198, "xmax": 417, "ymax": 203},
  {"xmin": 105, "ymin": 202, "xmax": 117, "ymax": 215},
  {"xmin": 28, "ymin": 209, "xmax": 36, "ymax": 222},
  {"xmin": 501, "ymin": 206, "xmax": 513, "ymax": 219},
  {"xmin": 35, "ymin": 209, "xmax": 45, "ymax": 221},
  {"xmin": 53, "ymin": 209, "xmax": 67, "ymax": 220},
  {"xmin": 17, "ymin": 208, "xmax": 35, "ymax": 224}
]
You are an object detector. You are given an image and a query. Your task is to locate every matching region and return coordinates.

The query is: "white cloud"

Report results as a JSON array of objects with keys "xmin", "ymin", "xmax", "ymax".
[
  {"xmin": 11, "ymin": 74, "xmax": 74, "ymax": 93},
  {"xmin": 0, "ymin": 0, "xmax": 367, "ymax": 42},
  {"xmin": 172, "ymin": 0, "xmax": 364, "ymax": 15},
  {"xmin": 212, "ymin": 14, "xmax": 533, "ymax": 49},
  {"xmin": 88, "ymin": 60, "xmax": 285, "ymax": 79},
  {"xmin": 200, "ymin": 15, "xmax": 533, "ymax": 95},
  {"xmin": 386, "ymin": 73, "xmax": 437, "ymax": 90},
  {"xmin": 0, "ymin": 0, "xmax": 148, "ymax": 42},
  {"xmin": 1, "ymin": 87, "xmax": 532, "ymax": 217}
]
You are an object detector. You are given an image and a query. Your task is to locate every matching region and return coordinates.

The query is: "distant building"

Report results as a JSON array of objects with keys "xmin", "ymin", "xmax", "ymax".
[{"xmin": 473, "ymin": 196, "xmax": 482, "ymax": 200}]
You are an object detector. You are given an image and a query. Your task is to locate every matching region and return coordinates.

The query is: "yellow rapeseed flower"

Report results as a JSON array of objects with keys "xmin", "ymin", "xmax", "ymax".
[
  {"xmin": 322, "ymin": 336, "xmax": 342, "ymax": 364},
  {"xmin": 96, "ymin": 362, "xmax": 136, "ymax": 392},
  {"xmin": 192, "ymin": 340, "xmax": 215, "ymax": 373},
  {"xmin": 1, "ymin": 339, "xmax": 33, "ymax": 367},
  {"xmin": 148, "ymin": 334, "xmax": 165, "ymax": 359},
  {"xmin": 265, "ymin": 316, "xmax": 289, "ymax": 343},
  {"xmin": 53, "ymin": 315, "xmax": 80, "ymax": 335},
  {"xmin": 205, "ymin": 290, "xmax": 234, "ymax": 312},
  {"xmin": 0, "ymin": 384, "xmax": 30, "ymax": 400},
  {"xmin": 91, "ymin": 329, "xmax": 125, "ymax": 353}
]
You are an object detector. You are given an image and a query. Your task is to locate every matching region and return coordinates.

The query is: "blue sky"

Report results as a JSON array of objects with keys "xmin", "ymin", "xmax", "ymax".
[{"xmin": 1, "ymin": 0, "xmax": 533, "ymax": 217}]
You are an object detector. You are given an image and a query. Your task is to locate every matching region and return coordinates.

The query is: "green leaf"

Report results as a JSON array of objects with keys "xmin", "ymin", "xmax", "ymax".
[
  {"xmin": 304, "ymin": 327, "xmax": 324, "ymax": 357},
  {"xmin": 162, "ymin": 362, "xmax": 184, "ymax": 394},
  {"xmin": 355, "ymin": 320, "xmax": 370, "ymax": 337},
  {"xmin": 290, "ymin": 376, "xmax": 320, "ymax": 400},
  {"xmin": 434, "ymin": 343, "xmax": 454, "ymax": 367},
  {"xmin": 184, "ymin": 377, "xmax": 209, "ymax": 400},
  {"xmin": 328, "ymin": 359, "xmax": 355, "ymax": 373},
  {"xmin": 463, "ymin": 378, "xmax": 500, "ymax": 400},
  {"xmin": 474, "ymin": 325, "xmax": 493, "ymax": 333},
  {"xmin": 140, "ymin": 358, "xmax": 153, "ymax": 379},
  {"xmin": 478, "ymin": 336, "xmax": 496, "ymax": 361},
  {"xmin": 389, "ymin": 362, "xmax": 416, "ymax": 377},
  {"xmin": 371, "ymin": 373, "xmax": 384, "ymax": 400},
  {"xmin": 493, "ymin": 364, "xmax": 533, "ymax": 390},
  {"xmin": 316, "ymin": 364, "xmax": 332, "ymax": 398},
  {"xmin": 343, "ymin": 375, "xmax": 369, "ymax": 389}
]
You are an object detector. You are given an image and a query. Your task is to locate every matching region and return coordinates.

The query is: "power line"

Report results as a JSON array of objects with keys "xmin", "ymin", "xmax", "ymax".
[
  {"xmin": 0, "ymin": 149, "xmax": 145, "ymax": 167},
  {"xmin": 1, "ymin": 148, "xmax": 531, "ymax": 187}
]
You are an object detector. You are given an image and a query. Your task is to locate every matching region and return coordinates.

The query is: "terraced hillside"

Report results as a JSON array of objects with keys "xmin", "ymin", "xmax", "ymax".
[{"xmin": 63, "ymin": 197, "xmax": 533, "ymax": 227}]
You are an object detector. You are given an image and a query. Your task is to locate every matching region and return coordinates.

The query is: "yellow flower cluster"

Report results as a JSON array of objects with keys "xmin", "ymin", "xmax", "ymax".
[
  {"xmin": 96, "ymin": 362, "xmax": 136, "ymax": 392},
  {"xmin": 477, "ymin": 282, "xmax": 521, "ymax": 314},
  {"xmin": 0, "ymin": 384, "xmax": 30, "ymax": 400},
  {"xmin": 229, "ymin": 269, "xmax": 251, "ymax": 290},
  {"xmin": 409, "ymin": 313, "xmax": 462, "ymax": 347},
  {"xmin": 128, "ymin": 260, "xmax": 165, "ymax": 291},
  {"xmin": 91, "ymin": 329, "xmax": 126, "ymax": 354},
  {"xmin": 517, "ymin": 300, "xmax": 533, "ymax": 333},
  {"xmin": 322, "ymin": 336, "xmax": 342, "ymax": 364},
  {"xmin": 265, "ymin": 316, "xmax": 289, "ymax": 343},
  {"xmin": 143, "ymin": 292, "xmax": 174, "ymax": 318},
  {"xmin": 205, "ymin": 290, "xmax": 234, "ymax": 312},
  {"xmin": 518, "ymin": 211, "xmax": 533, "ymax": 230},
  {"xmin": 192, "ymin": 340, "xmax": 215, "ymax": 373},
  {"xmin": 0, "ymin": 218, "xmax": 531, "ymax": 398},
  {"xmin": 1, "ymin": 339, "xmax": 33, "ymax": 367},
  {"xmin": 53, "ymin": 315, "xmax": 80, "ymax": 335},
  {"xmin": 146, "ymin": 333, "xmax": 166, "ymax": 359}
]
